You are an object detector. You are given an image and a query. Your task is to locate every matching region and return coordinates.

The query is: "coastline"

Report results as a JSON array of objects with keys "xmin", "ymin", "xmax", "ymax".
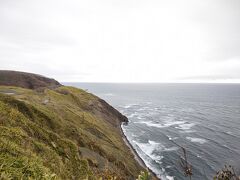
[{"xmin": 120, "ymin": 123, "xmax": 160, "ymax": 180}]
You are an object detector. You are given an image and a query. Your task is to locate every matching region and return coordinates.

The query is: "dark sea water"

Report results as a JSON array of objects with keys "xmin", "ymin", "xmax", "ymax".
[{"xmin": 64, "ymin": 83, "xmax": 240, "ymax": 180}]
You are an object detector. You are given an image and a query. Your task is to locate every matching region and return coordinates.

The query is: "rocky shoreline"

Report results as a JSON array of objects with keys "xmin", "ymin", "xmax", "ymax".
[{"xmin": 120, "ymin": 123, "xmax": 160, "ymax": 180}]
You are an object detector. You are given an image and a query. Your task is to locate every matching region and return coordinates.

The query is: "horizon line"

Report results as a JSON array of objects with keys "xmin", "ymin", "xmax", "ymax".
[{"xmin": 62, "ymin": 81, "xmax": 240, "ymax": 84}]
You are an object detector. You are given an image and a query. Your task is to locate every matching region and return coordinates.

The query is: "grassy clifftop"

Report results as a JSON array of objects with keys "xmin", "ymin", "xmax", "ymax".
[{"xmin": 0, "ymin": 82, "xmax": 143, "ymax": 179}]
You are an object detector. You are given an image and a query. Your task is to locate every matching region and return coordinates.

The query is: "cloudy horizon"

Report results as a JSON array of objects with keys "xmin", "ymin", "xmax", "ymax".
[{"xmin": 1, "ymin": 0, "xmax": 240, "ymax": 83}]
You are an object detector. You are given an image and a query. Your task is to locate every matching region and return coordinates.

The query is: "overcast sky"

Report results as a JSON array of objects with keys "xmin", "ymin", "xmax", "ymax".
[{"xmin": 0, "ymin": 0, "xmax": 240, "ymax": 82}]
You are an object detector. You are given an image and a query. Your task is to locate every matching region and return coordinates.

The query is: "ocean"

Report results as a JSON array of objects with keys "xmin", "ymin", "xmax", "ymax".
[{"xmin": 64, "ymin": 83, "xmax": 240, "ymax": 180}]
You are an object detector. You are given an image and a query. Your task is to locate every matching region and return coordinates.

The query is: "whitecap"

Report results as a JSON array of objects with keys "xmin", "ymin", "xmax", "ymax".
[
  {"xmin": 166, "ymin": 175, "xmax": 175, "ymax": 180},
  {"xmin": 180, "ymin": 107, "xmax": 194, "ymax": 113},
  {"xmin": 124, "ymin": 105, "xmax": 131, "ymax": 108},
  {"xmin": 121, "ymin": 125, "xmax": 127, "ymax": 133},
  {"xmin": 176, "ymin": 123, "xmax": 195, "ymax": 130},
  {"xmin": 136, "ymin": 116, "xmax": 143, "ymax": 120},
  {"xmin": 164, "ymin": 120, "xmax": 186, "ymax": 127},
  {"xmin": 136, "ymin": 120, "xmax": 186, "ymax": 129},
  {"xmin": 186, "ymin": 137, "xmax": 207, "ymax": 144},
  {"xmin": 197, "ymin": 154, "xmax": 202, "ymax": 158},
  {"xmin": 148, "ymin": 140, "xmax": 160, "ymax": 145},
  {"xmin": 163, "ymin": 146, "xmax": 179, "ymax": 152},
  {"xmin": 167, "ymin": 135, "xmax": 179, "ymax": 141},
  {"xmin": 136, "ymin": 121, "xmax": 165, "ymax": 128},
  {"xmin": 179, "ymin": 130, "xmax": 195, "ymax": 133},
  {"xmin": 137, "ymin": 106, "xmax": 151, "ymax": 112},
  {"xmin": 123, "ymin": 103, "xmax": 139, "ymax": 109},
  {"xmin": 128, "ymin": 112, "xmax": 139, "ymax": 118},
  {"xmin": 133, "ymin": 140, "xmax": 163, "ymax": 161},
  {"xmin": 131, "ymin": 140, "xmax": 175, "ymax": 180}
]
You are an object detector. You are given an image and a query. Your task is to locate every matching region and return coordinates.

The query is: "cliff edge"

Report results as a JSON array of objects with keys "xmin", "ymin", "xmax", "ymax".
[{"xmin": 0, "ymin": 71, "xmax": 144, "ymax": 179}]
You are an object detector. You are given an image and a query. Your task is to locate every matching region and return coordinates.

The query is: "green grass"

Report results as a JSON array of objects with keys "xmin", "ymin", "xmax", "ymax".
[{"xmin": 0, "ymin": 86, "xmax": 143, "ymax": 179}]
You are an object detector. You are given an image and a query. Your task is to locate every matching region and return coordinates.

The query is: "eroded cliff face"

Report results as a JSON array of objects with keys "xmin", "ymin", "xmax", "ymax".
[{"xmin": 0, "ymin": 71, "xmax": 143, "ymax": 179}]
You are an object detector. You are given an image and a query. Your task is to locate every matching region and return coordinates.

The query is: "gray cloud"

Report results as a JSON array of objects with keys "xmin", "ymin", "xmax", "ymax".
[
  {"xmin": 0, "ymin": 0, "xmax": 240, "ymax": 82},
  {"xmin": 180, "ymin": 75, "xmax": 240, "ymax": 81}
]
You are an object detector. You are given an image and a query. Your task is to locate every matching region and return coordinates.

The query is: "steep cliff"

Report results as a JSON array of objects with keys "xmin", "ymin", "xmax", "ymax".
[{"xmin": 0, "ymin": 71, "xmax": 143, "ymax": 179}]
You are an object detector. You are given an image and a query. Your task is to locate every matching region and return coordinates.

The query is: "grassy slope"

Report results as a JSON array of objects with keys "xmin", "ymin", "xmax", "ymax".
[{"xmin": 0, "ymin": 85, "xmax": 143, "ymax": 180}]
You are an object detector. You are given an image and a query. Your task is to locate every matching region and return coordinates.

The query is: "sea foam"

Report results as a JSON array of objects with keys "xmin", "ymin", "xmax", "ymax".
[
  {"xmin": 136, "ymin": 120, "xmax": 186, "ymax": 129},
  {"xmin": 132, "ymin": 140, "xmax": 175, "ymax": 180},
  {"xmin": 186, "ymin": 137, "xmax": 207, "ymax": 144},
  {"xmin": 176, "ymin": 123, "xmax": 195, "ymax": 130}
]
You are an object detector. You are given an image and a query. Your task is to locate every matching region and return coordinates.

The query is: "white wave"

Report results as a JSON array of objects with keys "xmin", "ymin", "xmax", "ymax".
[
  {"xmin": 180, "ymin": 107, "xmax": 194, "ymax": 113},
  {"xmin": 123, "ymin": 103, "xmax": 139, "ymax": 109},
  {"xmin": 167, "ymin": 135, "xmax": 179, "ymax": 141},
  {"xmin": 137, "ymin": 106, "xmax": 151, "ymax": 112},
  {"xmin": 186, "ymin": 137, "xmax": 207, "ymax": 144},
  {"xmin": 131, "ymin": 140, "xmax": 175, "ymax": 180},
  {"xmin": 166, "ymin": 176, "xmax": 174, "ymax": 180},
  {"xmin": 124, "ymin": 105, "xmax": 131, "ymax": 108},
  {"xmin": 163, "ymin": 146, "xmax": 179, "ymax": 152},
  {"xmin": 197, "ymin": 154, "xmax": 202, "ymax": 158},
  {"xmin": 121, "ymin": 125, "xmax": 127, "ymax": 133},
  {"xmin": 137, "ymin": 120, "xmax": 186, "ymax": 129},
  {"xmin": 134, "ymin": 140, "xmax": 163, "ymax": 161},
  {"xmin": 128, "ymin": 112, "xmax": 139, "ymax": 118},
  {"xmin": 179, "ymin": 130, "xmax": 196, "ymax": 133},
  {"xmin": 127, "ymin": 112, "xmax": 146, "ymax": 121},
  {"xmin": 166, "ymin": 176, "xmax": 175, "ymax": 180},
  {"xmin": 134, "ymin": 140, "xmax": 177, "ymax": 160},
  {"xmin": 164, "ymin": 120, "xmax": 186, "ymax": 127},
  {"xmin": 148, "ymin": 140, "xmax": 158, "ymax": 145},
  {"xmin": 176, "ymin": 123, "xmax": 195, "ymax": 130},
  {"xmin": 136, "ymin": 121, "xmax": 165, "ymax": 128}
]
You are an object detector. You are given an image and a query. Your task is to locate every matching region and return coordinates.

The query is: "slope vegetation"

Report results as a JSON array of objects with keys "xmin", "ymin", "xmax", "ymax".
[{"xmin": 0, "ymin": 77, "xmax": 143, "ymax": 179}]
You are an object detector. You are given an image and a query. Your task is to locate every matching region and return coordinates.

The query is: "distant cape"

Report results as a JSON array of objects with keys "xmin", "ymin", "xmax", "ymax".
[{"xmin": 0, "ymin": 70, "xmax": 61, "ymax": 89}]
